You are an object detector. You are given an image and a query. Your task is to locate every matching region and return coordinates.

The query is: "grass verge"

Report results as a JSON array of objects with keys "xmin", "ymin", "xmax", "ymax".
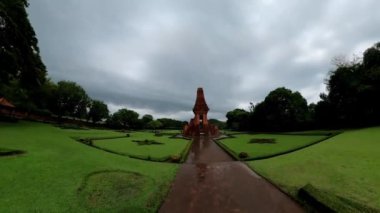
[{"xmin": 248, "ymin": 127, "xmax": 380, "ymax": 210}]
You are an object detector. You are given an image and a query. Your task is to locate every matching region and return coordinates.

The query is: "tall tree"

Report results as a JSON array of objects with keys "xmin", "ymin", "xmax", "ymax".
[
  {"xmin": 316, "ymin": 42, "xmax": 380, "ymax": 128},
  {"xmin": 326, "ymin": 64, "xmax": 361, "ymax": 126},
  {"xmin": 52, "ymin": 81, "xmax": 89, "ymax": 118},
  {"xmin": 88, "ymin": 100, "xmax": 109, "ymax": 123},
  {"xmin": 363, "ymin": 42, "xmax": 380, "ymax": 69},
  {"xmin": 226, "ymin": 108, "xmax": 250, "ymax": 130},
  {"xmin": 141, "ymin": 114, "xmax": 153, "ymax": 128},
  {"xmin": 252, "ymin": 87, "xmax": 309, "ymax": 131},
  {"xmin": 147, "ymin": 120, "xmax": 163, "ymax": 130},
  {"xmin": 109, "ymin": 108, "xmax": 139, "ymax": 129},
  {"xmin": 0, "ymin": 0, "xmax": 46, "ymax": 88},
  {"xmin": 0, "ymin": 0, "xmax": 48, "ymax": 112}
]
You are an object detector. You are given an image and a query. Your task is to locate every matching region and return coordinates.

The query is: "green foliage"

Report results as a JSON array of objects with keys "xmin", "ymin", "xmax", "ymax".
[
  {"xmin": 147, "ymin": 120, "xmax": 163, "ymax": 130},
  {"xmin": 208, "ymin": 118, "xmax": 226, "ymax": 129},
  {"xmin": 249, "ymin": 127, "xmax": 380, "ymax": 210},
  {"xmin": 157, "ymin": 118, "xmax": 185, "ymax": 129},
  {"xmin": 0, "ymin": 0, "xmax": 46, "ymax": 93},
  {"xmin": 0, "ymin": 79, "xmax": 33, "ymax": 110},
  {"xmin": 141, "ymin": 114, "xmax": 153, "ymax": 128},
  {"xmin": 226, "ymin": 108, "xmax": 250, "ymax": 130},
  {"xmin": 315, "ymin": 42, "xmax": 380, "ymax": 128},
  {"xmin": 226, "ymin": 42, "xmax": 380, "ymax": 131},
  {"xmin": 51, "ymin": 81, "xmax": 89, "ymax": 118},
  {"xmin": 253, "ymin": 87, "xmax": 309, "ymax": 131},
  {"xmin": 226, "ymin": 88, "xmax": 309, "ymax": 131},
  {"xmin": 88, "ymin": 99, "xmax": 109, "ymax": 123},
  {"xmin": 107, "ymin": 108, "xmax": 139, "ymax": 129},
  {"xmin": 0, "ymin": 121, "xmax": 178, "ymax": 212},
  {"xmin": 363, "ymin": 42, "xmax": 380, "ymax": 69}
]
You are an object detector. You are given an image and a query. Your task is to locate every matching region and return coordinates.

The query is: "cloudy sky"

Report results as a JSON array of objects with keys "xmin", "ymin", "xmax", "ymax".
[{"xmin": 27, "ymin": 0, "xmax": 380, "ymax": 121}]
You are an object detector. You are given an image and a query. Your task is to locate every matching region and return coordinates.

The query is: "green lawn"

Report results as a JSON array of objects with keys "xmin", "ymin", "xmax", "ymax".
[
  {"xmin": 61, "ymin": 128, "xmax": 126, "ymax": 139},
  {"xmin": 218, "ymin": 133, "xmax": 329, "ymax": 160},
  {"xmin": 248, "ymin": 127, "xmax": 380, "ymax": 210},
  {"xmin": 0, "ymin": 121, "xmax": 179, "ymax": 212},
  {"xmin": 93, "ymin": 132, "xmax": 190, "ymax": 161},
  {"xmin": 158, "ymin": 129, "xmax": 181, "ymax": 134}
]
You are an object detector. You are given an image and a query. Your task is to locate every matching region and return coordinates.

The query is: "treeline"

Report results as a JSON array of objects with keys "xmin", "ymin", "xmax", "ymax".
[
  {"xmin": 107, "ymin": 112, "xmax": 185, "ymax": 130},
  {"xmin": 0, "ymin": 1, "xmax": 185, "ymax": 130},
  {"xmin": 3, "ymin": 76, "xmax": 185, "ymax": 130},
  {"xmin": 227, "ymin": 42, "xmax": 380, "ymax": 131}
]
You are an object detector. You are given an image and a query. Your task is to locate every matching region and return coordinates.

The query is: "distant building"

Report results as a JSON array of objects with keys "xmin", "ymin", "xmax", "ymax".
[
  {"xmin": 183, "ymin": 88, "xmax": 219, "ymax": 137},
  {"xmin": 0, "ymin": 97, "xmax": 15, "ymax": 115}
]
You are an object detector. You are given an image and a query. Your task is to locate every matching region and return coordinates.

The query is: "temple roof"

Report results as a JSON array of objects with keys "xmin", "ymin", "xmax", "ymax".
[
  {"xmin": 193, "ymin": 88, "xmax": 209, "ymax": 113},
  {"xmin": 0, "ymin": 97, "xmax": 15, "ymax": 108}
]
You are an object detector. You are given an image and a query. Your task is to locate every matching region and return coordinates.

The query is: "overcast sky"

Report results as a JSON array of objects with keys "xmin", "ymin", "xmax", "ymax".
[{"xmin": 27, "ymin": 0, "xmax": 380, "ymax": 121}]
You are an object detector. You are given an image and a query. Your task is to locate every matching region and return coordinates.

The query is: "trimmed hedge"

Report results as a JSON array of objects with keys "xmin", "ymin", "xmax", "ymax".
[{"xmin": 0, "ymin": 148, "xmax": 25, "ymax": 156}]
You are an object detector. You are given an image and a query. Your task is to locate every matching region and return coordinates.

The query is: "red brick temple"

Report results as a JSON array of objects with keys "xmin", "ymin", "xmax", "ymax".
[{"xmin": 183, "ymin": 88, "xmax": 219, "ymax": 137}]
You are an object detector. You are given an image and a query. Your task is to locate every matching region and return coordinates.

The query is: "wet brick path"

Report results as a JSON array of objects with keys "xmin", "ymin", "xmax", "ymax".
[{"xmin": 159, "ymin": 136, "xmax": 304, "ymax": 213}]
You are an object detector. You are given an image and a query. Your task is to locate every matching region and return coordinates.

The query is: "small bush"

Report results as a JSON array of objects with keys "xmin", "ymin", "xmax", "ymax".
[
  {"xmin": 239, "ymin": 152, "xmax": 248, "ymax": 159},
  {"xmin": 0, "ymin": 149, "xmax": 25, "ymax": 156},
  {"xmin": 249, "ymin": 138, "xmax": 276, "ymax": 144},
  {"xmin": 132, "ymin": 140, "xmax": 163, "ymax": 145},
  {"xmin": 170, "ymin": 155, "xmax": 180, "ymax": 163},
  {"xmin": 79, "ymin": 138, "xmax": 93, "ymax": 145}
]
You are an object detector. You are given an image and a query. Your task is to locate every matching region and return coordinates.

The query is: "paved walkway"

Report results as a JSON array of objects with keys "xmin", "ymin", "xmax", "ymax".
[{"xmin": 159, "ymin": 136, "xmax": 304, "ymax": 213}]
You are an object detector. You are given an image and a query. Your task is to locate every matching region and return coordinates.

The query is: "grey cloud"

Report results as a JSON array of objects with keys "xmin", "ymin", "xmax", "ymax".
[{"xmin": 27, "ymin": 0, "xmax": 380, "ymax": 120}]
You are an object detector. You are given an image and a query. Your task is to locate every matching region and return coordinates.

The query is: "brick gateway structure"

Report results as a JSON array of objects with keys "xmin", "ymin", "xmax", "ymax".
[{"xmin": 183, "ymin": 88, "xmax": 219, "ymax": 137}]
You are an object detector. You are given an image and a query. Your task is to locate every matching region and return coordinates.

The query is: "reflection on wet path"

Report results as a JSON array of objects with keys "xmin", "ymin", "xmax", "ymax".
[
  {"xmin": 159, "ymin": 136, "xmax": 304, "ymax": 213},
  {"xmin": 186, "ymin": 136, "xmax": 233, "ymax": 164}
]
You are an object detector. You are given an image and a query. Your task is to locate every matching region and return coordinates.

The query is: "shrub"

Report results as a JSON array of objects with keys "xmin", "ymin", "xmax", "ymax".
[
  {"xmin": 170, "ymin": 155, "xmax": 180, "ymax": 163},
  {"xmin": 249, "ymin": 138, "xmax": 276, "ymax": 144},
  {"xmin": 239, "ymin": 152, "xmax": 248, "ymax": 159}
]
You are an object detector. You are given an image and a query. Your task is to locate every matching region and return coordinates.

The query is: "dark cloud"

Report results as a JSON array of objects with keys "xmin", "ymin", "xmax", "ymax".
[{"xmin": 27, "ymin": 0, "xmax": 380, "ymax": 120}]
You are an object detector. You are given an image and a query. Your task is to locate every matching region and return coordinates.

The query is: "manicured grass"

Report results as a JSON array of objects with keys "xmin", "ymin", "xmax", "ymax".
[
  {"xmin": 222, "ymin": 130, "xmax": 242, "ymax": 135},
  {"xmin": 93, "ymin": 132, "xmax": 190, "ymax": 161},
  {"xmin": 218, "ymin": 133, "xmax": 329, "ymax": 160},
  {"xmin": 158, "ymin": 129, "xmax": 181, "ymax": 134},
  {"xmin": 248, "ymin": 127, "xmax": 380, "ymax": 210},
  {"xmin": 62, "ymin": 128, "xmax": 126, "ymax": 140},
  {"xmin": 0, "ymin": 148, "xmax": 12, "ymax": 153},
  {"xmin": 0, "ymin": 121, "xmax": 179, "ymax": 212}
]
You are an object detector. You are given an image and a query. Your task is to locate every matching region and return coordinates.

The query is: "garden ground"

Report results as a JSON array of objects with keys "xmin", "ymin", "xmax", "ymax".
[
  {"xmin": 0, "ymin": 121, "xmax": 185, "ymax": 212},
  {"xmin": 1, "ymin": 121, "xmax": 379, "ymax": 212},
  {"xmin": 218, "ymin": 128, "xmax": 380, "ymax": 211}
]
